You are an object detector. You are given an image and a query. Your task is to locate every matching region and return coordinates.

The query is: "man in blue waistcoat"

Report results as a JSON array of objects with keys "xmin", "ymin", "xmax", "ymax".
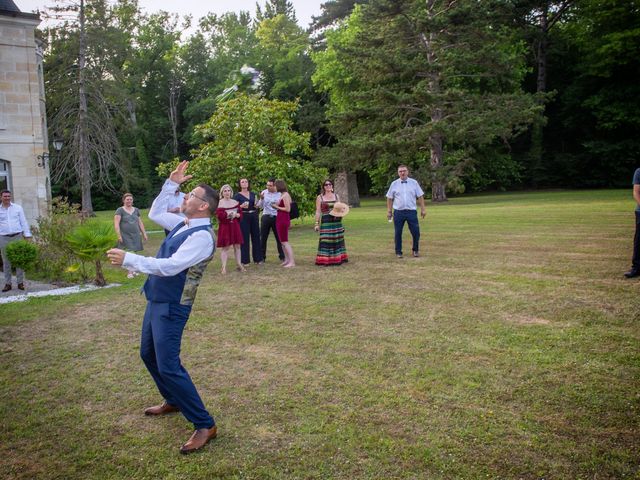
[{"xmin": 107, "ymin": 161, "xmax": 220, "ymax": 454}]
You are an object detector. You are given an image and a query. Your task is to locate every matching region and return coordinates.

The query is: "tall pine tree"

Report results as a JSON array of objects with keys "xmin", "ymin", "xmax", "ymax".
[{"xmin": 314, "ymin": 0, "xmax": 542, "ymax": 199}]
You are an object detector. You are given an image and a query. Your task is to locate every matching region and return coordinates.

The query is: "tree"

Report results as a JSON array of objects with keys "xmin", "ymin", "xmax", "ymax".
[
  {"xmin": 180, "ymin": 11, "xmax": 259, "ymax": 146},
  {"xmin": 313, "ymin": 0, "xmax": 542, "ymax": 200},
  {"xmin": 310, "ymin": 0, "xmax": 368, "ymax": 32},
  {"xmin": 255, "ymin": 13, "xmax": 327, "ymax": 149},
  {"xmin": 160, "ymin": 94, "xmax": 327, "ymax": 215},
  {"xmin": 513, "ymin": 0, "xmax": 574, "ymax": 184},
  {"xmin": 255, "ymin": 0, "xmax": 296, "ymax": 22},
  {"xmin": 124, "ymin": 11, "xmax": 185, "ymax": 162},
  {"xmin": 45, "ymin": 0, "xmax": 133, "ymax": 215},
  {"xmin": 539, "ymin": 0, "xmax": 640, "ymax": 186}
]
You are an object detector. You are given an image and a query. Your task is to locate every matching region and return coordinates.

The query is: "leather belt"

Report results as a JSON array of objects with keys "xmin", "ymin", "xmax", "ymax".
[
  {"xmin": 1, "ymin": 232, "xmax": 21, "ymax": 237},
  {"xmin": 243, "ymin": 210, "xmax": 257, "ymax": 213}
]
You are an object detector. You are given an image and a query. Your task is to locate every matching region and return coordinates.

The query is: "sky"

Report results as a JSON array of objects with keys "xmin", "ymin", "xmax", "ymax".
[{"xmin": 14, "ymin": 0, "xmax": 325, "ymax": 31}]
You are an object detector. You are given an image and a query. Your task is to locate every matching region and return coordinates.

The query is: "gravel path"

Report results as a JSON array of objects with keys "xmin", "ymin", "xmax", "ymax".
[{"xmin": 0, "ymin": 274, "xmax": 120, "ymax": 304}]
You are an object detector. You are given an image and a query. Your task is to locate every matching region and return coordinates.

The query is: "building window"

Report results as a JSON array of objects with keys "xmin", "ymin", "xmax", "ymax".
[{"xmin": 0, "ymin": 160, "xmax": 11, "ymax": 191}]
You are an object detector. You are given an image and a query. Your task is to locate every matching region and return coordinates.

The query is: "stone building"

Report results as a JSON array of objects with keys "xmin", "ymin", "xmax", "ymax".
[{"xmin": 0, "ymin": 0, "xmax": 49, "ymax": 227}]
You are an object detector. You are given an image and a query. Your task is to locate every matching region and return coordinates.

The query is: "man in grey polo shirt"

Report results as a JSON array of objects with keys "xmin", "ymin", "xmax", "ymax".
[
  {"xmin": 0, "ymin": 189, "xmax": 32, "ymax": 291},
  {"xmin": 386, "ymin": 165, "xmax": 426, "ymax": 258},
  {"xmin": 624, "ymin": 168, "xmax": 640, "ymax": 278}
]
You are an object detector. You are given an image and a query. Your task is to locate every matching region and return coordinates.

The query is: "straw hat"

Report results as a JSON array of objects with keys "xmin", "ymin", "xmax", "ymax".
[{"xmin": 329, "ymin": 202, "xmax": 350, "ymax": 217}]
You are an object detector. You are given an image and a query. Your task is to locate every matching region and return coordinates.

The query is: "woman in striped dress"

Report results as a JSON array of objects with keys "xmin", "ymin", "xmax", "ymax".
[{"xmin": 314, "ymin": 180, "xmax": 349, "ymax": 266}]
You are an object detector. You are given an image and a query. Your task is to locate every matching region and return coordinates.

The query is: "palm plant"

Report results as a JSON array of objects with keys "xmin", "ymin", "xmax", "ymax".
[{"xmin": 66, "ymin": 221, "xmax": 117, "ymax": 286}]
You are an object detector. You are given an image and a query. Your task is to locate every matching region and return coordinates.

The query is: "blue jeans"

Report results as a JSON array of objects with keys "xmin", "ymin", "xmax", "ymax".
[
  {"xmin": 260, "ymin": 214, "xmax": 284, "ymax": 261},
  {"xmin": 140, "ymin": 301, "xmax": 214, "ymax": 429},
  {"xmin": 393, "ymin": 209, "xmax": 420, "ymax": 255}
]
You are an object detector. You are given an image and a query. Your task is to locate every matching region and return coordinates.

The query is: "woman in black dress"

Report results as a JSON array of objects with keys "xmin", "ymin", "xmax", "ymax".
[{"xmin": 234, "ymin": 178, "xmax": 263, "ymax": 266}]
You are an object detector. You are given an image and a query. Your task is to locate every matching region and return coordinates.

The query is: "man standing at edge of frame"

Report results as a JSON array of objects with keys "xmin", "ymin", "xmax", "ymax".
[
  {"xmin": 624, "ymin": 167, "xmax": 640, "ymax": 278},
  {"xmin": 0, "ymin": 189, "xmax": 33, "ymax": 292}
]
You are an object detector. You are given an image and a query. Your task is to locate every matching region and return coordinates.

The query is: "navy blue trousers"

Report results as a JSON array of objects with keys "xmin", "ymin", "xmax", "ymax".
[
  {"xmin": 239, "ymin": 212, "xmax": 263, "ymax": 264},
  {"xmin": 393, "ymin": 209, "xmax": 420, "ymax": 255},
  {"xmin": 140, "ymin": 301, "xmax": 214, "ymax": 429}
]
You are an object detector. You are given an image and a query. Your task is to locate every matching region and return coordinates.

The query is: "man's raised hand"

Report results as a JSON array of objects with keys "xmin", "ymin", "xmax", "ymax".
[{"xmin": 169, "ymin": 160, "xmax": 194, "ymax": 185}]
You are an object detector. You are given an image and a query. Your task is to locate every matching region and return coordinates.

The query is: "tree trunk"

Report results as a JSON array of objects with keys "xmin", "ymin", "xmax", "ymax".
[
  {"xmin": 536, "ymin": 5, "xmax": 548, "ymax": 94},
  {"xmin": 421, "ymin": 6, "xmax": 448, "ymax": 203},
  {"xmin": 530, "ymin": 2, "xmax": 550, "ymax": 186},
  {"xmin": 168, "ymin": 81, "xmax": 180, "ymax": 157},
  {"xmin": 126, "ymin": 98, "xmax": 137, "ymax": 126},
  {"xmin": 334, "ymin": 171, "xmax": 360, "ymax": 207},
  {"xmin": 78, "ymin": 0, "xmax": 93, "ymax": 216},
  {"xmin": 94, "ymin": 259, "xmax": 106, "ymax": 287},
  {"xmin": 430, "ymin": 131, "xmax": 447, "ymax": 202}
]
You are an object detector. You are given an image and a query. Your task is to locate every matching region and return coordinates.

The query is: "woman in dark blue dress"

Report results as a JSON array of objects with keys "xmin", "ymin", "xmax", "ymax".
[{"xmin": 234, "ymin": 178, "xmax": 263, "ymax": 266}]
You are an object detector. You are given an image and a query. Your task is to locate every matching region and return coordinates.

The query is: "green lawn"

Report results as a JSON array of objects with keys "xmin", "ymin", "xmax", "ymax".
[{"xmin": 1, "ymin": 190, "xmax": 638, "ymax": 479}]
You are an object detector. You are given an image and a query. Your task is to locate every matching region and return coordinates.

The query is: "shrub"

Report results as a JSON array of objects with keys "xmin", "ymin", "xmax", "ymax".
[
  {"xmin": 6, "ymin": 240, "xmax": 38, "ymax": 270},
  {"xmin": 159, "ymin": 94, "xmax": 327, "ymax": 217},
  {"xmin": 66, "ymin": 221, "xmax": 118, "ymax": 286},
  {"xmin": 32, "ymin": 197, "xmax": 83, "ymax": 282}
]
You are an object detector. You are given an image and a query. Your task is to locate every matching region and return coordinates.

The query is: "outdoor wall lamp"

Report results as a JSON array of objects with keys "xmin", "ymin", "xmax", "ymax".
[{"xmin": 37, "ymin": 137, "xmax": 64, "ymax": 168}]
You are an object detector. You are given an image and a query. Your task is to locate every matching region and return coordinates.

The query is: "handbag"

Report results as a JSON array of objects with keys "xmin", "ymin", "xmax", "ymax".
[{"xmin": 289, "ymin": 201, "xmax": 300, "ymax": 219}]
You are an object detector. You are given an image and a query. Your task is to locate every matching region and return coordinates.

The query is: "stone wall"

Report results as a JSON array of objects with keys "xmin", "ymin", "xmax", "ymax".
[{"xmin": 0, "ymin": 12, "xmax": 49, "ymax": 229}]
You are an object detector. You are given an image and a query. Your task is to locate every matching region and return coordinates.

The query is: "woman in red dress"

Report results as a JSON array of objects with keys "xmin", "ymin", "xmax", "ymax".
[
  {"xmin": 272, "ymin": 180, "xmax": 295, "ymax": 268},
  {"xmin": 216, "ymin": 184, "xmax": 245, "ymax": 274}
]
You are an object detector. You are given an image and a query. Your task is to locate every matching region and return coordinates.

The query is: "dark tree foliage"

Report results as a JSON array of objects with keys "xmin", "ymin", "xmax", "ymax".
[
  {"xmin": 524, "ymin": 0, "xmax": 640, "ymax": 187},
  {"xmin": 39, "ymin": 0, "xmax": 638, "ymax": 206},
  {"xmin": 310, "ymin": 0, "xmax": 369, "ymax": 31},
  {"xmin": 255, "ymin": 0, "xmax": 296, "ymax": 22},
  {"xmin": 315, "ymin": 0, "xmax": 540, "ymax": 199}
]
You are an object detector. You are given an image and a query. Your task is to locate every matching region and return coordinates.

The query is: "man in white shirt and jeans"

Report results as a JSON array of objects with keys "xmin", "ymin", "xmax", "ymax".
[
  {"xmin": 0, "ymin": 190, "xmax": 33, "ymax": 292},
  {"xmin": 386, "ymin": 165, "xmax": 426, "ymax": 258},
  {"xmin": 258, "ymin": 178, "xmax": 285, "ymax": 263}
]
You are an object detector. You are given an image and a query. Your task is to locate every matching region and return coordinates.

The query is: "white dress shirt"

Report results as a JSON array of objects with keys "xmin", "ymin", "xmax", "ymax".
[
  {"xmin": 0, "ymin": 202, "xmax": 32, "ymax": 237},
  {"xmin": 386, "ymin": 178, "xmax": 424, "ymax": 210},
  {"xmin": 167, "ymin": 191, "xmax": 185, "ymax": 216},
  {"xmin": 122, "ymin": 179, "xmax": 214, "ymax": 277},
  {"xmin": 259, "ymin": 190, "xmax": 282, "ymax": 216}
]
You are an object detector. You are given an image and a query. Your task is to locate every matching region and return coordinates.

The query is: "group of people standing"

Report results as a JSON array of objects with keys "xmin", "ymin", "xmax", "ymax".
[
  {"xmin": 114, "ymin": 177, "xmax": 352, "ymax": 274},
  {"xmin": 216, "ymin": 177, "xmax": 351, "ymax": 271},
  {"xmin": 215, "ymin": 178, "xmax": 299, "ymax": 272},
  {"xmin": 112, "ymin": 166, "xmax": 433, "ymax": 277}
]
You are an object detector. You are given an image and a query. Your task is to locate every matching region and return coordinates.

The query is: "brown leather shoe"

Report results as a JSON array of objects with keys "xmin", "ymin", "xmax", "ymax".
[
  {"xmin": 17, "ymin": 283, "xmax": 24, "ymax": 290},
  {"xmin": 144, "ymin": 401, "xmax": 180, "ymax": 416},
  {"xmin": 179, "ymin": 426, "xmax": 217, "ymax": 454},
  {"xmin": 2, "ymin": 284, "xmax": 10, "ymax": 292}
]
